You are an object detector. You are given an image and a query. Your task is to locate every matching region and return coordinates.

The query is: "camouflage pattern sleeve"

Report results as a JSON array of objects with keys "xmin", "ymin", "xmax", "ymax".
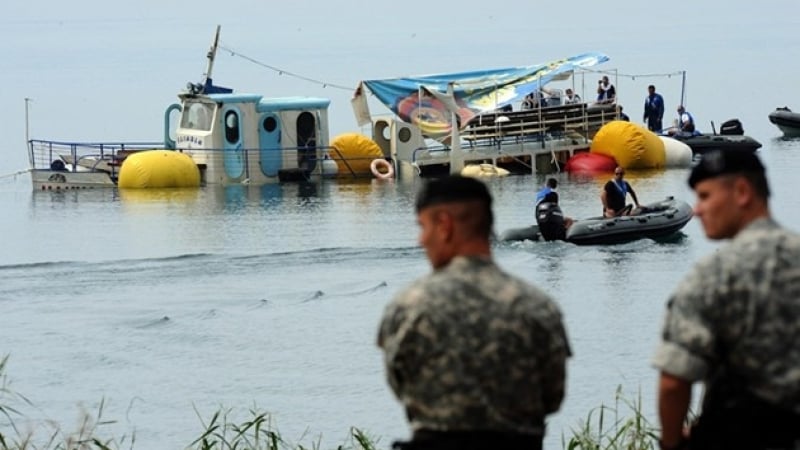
[{"xmin": 652, "ymin": 253, "xmax": 723, "ymax": 381}]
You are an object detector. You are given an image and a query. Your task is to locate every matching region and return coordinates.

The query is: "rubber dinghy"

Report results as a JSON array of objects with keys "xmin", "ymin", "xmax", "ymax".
[
  {"xmin": 768, "ymin": 107, "xmax": 800, "ymax": 137},
  {"xmin": 500, "ymin": 197, "xmax": 693, "ymax": 245}
]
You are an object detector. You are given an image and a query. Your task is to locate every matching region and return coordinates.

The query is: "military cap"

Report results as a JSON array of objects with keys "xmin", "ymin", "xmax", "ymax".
[
  {"xmin": 688, "ymin": 150, "xmax": 766, "ymax": 188},
  {"xmin": 415, "ymin": 175, "xmax": 493, "ymax": 212}
]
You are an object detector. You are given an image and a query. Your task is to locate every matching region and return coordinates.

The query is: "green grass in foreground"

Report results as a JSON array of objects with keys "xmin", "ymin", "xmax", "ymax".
[
  {"xmin": 562, "ymin": 385, "xmax": 660, "ymax": 450},
  {"xmin": 1, "ymin": 355, "xmax": 660, "ymax": 450}
]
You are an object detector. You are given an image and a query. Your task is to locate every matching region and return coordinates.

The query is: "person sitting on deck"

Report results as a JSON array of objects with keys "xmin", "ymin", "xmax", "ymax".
[
  {"xmin": 563, "ymin": 88, "xmax": 582, "ymax": 105},
  {"xmin": 595, "ymin": 76, "xmax": 616, "ymax": 104},
  {"xmin": 521, "ymin": 89, "xmax": 547, "ymax": 110}
]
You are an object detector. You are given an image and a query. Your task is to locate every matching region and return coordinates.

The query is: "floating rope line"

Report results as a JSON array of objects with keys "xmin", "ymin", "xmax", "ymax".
[{"xmin": 218, "ymin": 44, "xmax": 354, "ymax": 91}]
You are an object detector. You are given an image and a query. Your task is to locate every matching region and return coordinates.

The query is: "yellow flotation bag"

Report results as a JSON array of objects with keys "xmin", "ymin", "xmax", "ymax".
[
  {"xmin": 330, "ymin": 133, "xmax": 384, "ymax": 176},
  {"xmin": 118, "ymin": 150, "xmax": 200, "ymax": 188},
  {"xmin": 461, "ymin": 163, "xmax": 510, "ymax": 178},
  {"xmin": 590, "ymin": 121, "xmax": 665, "ymax": 169}
]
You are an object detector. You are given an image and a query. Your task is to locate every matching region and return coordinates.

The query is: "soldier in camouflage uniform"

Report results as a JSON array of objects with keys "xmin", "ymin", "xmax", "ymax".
[
  {"xmin": 652, "ymin": 150, "xmax": 800, "ymax": 450},
  {"xmin": 377, "ymin": 175, "xmax": 571, "ymax": 450}
]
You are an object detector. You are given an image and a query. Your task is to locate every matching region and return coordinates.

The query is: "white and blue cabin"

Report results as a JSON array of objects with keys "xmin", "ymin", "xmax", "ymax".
[{"xmin": 166, "ymin": 84, "xmax": 334, "ymax": 184}]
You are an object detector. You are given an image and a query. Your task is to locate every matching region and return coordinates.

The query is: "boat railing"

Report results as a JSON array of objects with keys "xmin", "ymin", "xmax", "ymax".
[
  {"xmin": 462, "ymin": 102, "xmax": 619, "ymax": 147},
  {"xmin": 28, "ymin": 139, "xmax": 163, "ymax": 172},
  {"xmin": 30, "ymin": 139, "xmax": 397, "ymax": 180}
]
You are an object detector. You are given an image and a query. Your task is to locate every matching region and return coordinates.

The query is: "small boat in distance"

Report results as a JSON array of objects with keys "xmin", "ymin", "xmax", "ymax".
[
  {"xmin": 500, "ymin": 197, "xmax": 693, "ymax": 245},
  {"xmin": 768, "ymin": 107, "xmax": 800, "ymax": 137}
]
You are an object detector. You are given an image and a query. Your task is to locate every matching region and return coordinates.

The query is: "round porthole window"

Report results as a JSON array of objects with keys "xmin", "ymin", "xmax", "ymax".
[
  {"xmin": 263, "ymin": 116, "xmax": 277, "ymax": 132},
  {"xmin": 398, "ymin": 127, "xmax": 412, "ymax": 143}
]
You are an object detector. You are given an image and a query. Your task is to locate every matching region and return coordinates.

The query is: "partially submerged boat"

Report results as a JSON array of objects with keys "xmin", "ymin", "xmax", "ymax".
[
  {"xmin": 29, "ymin": 26, "xmax": 345, "ymax": 191},
  {"xmin": 768, "ymin": 107, "xmax": 800, "ymax": 137},
  {"xmin": 28, "ymin": 26, "xmax": 627, "ymax": 190},
  {"xmin": 499, "ymin": 196, "xmax": 693, "ymax": 245},
  {"xmin": 353, "ymin": 53, "xmax": 625, "ymax": 179}
]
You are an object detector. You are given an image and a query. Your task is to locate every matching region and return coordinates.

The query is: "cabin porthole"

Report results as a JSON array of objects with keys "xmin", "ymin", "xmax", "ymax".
[
  {"xmin": 263, "ymin": 116, "xmax": 277, "ymax": 133},
  {"xmin": 398, "ymin": 127, "xmax": 412, "ymax": 143}
]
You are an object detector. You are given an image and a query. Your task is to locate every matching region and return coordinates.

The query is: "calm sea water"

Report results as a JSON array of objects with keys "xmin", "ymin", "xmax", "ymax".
[
  {"xmin": 2, "ymin": 2, "xmax": 800, "ymax": 448},
  {"xmin": 2, "ymin": 135, "xmax": 800, "ymax": 449}
]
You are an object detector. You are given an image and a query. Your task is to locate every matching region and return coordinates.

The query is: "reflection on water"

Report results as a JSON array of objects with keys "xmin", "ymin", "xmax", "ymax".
[{"xmin": 118, "ymin": 187, "xmax": 201, "ymax": 203}]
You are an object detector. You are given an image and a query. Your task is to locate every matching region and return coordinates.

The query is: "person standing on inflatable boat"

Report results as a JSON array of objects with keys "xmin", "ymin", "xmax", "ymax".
[{"xmin": 601, "ymin": 167, "xmax": 640, "ymax": 217}]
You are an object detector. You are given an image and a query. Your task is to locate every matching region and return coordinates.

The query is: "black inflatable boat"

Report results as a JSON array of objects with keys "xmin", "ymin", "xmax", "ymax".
[
  {"xmin": 671, "ymin": 119, "xmax": 762, "ymax": 155},
  {"xmin": 768, "ymin": 107, "xmax": 800, "ymax": 137},
  {"xmin": 500, "ymin": 197, "xmax": 693, "ymax": 245}
]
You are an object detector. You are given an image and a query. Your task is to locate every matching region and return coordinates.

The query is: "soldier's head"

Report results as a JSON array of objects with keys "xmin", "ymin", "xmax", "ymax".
[
  {"xmin": 415, "ymin": 175, "xmax": 493, "ymax": 268},
  {"xmin": 688, "ymin": 150, "xmax": 770, "ymax": 239},
  {"xmin": 546, "ymin": 178, "xmax": 558, "ymax": 189}
]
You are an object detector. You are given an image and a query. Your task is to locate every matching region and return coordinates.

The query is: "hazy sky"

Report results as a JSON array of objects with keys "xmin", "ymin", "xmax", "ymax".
[{"xmin": 2, "ymin": 0, "xmax": 798, "ymax": 172}]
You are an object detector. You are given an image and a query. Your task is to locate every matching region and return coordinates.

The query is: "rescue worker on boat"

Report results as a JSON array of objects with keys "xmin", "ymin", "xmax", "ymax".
[
  {"xmin": 535, "ymin": 178, "xmax": 574, "ymax": 241},
  {"xmin": 677, "ymin": 105, "xmax": 696, "ymax": 134},
  {"xmin": 668, "ymin": 105, "xmax": 698, "ymax": 137}
]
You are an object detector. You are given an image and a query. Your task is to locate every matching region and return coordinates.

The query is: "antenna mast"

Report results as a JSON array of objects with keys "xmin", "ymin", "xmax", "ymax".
[{"xmin": 203, "ymin": 25, "xmax": 221, "ymax": 85}]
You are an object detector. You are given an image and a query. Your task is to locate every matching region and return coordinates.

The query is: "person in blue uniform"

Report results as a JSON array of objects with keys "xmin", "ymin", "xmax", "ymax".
[
  {"xmin": 643, "ymin": 85, "xmax": 665, "ymax": 132},
  {"xmin": 618, "ymin": 105, "xmax": 630, "ymax": 121},
  {"xmin": 535, "ymin": 178, "xmax": 559, "ymax": 205}
]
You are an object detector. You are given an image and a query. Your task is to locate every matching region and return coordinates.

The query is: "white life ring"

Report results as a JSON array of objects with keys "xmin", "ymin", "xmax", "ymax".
[{"xmin": 370, "ymin": 158, "xmax": 394, "ymax": 179}]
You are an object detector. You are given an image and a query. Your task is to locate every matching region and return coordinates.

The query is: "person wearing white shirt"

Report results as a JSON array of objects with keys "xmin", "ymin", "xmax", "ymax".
[{"xmin": 563, "ymin": 88, "xmax": 581, "ymax": 105}]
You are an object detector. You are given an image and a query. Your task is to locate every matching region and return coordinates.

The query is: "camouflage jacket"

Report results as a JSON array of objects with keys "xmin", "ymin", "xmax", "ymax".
[
  {"xmin": 652, "ymin": 217, "xmax": 800, "ymax": 413},
  {"xmin": 377, "ymin": 255, "xmax": 571, "ymax": 435}
]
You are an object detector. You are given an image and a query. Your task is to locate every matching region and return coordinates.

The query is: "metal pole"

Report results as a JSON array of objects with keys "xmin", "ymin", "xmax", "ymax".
[
  {"xmin": 204, "ymin": 25, "xmax": 221, "ymax": 85},
  {"xmin": 448, "ymin": 82, "xmax": 464, "ymax": 174},
  {"xmin": 680, "ymin": 70, "xmax": 686, "ymax": 107},
  {"xmin": 25, "ymin": 97, "xmax": 32, "ymax": 167}
]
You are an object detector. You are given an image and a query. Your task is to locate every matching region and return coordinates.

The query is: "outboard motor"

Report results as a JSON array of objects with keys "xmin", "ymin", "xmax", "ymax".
[
  {"xmin": 719, "ymin": 119, "xmax": 744, "ymax": 135},
  {"xmin": 535, "ymin": 202, "xmax": 566, "ymax": 241}
]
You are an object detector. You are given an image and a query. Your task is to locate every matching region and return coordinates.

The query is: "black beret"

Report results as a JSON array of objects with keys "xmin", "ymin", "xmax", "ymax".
[
  {"xmin": 688, "ymin": 150, "xmax": 765, "ymax": 188},
  {"xmin": 415, "ymin": 175, "xmax": 492, "ymax": 212}
]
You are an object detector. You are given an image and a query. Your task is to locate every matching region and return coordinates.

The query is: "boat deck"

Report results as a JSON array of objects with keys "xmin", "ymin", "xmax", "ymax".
[{"xmin": 409, "ymin": 102, "xmax": 620, "ymax": 175}]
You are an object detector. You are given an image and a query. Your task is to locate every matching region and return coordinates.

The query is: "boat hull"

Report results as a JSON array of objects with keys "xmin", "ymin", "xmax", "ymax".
[
  {"xmin": 674, "ymin": 134, "xmax": 762, "ymax": 155},
  {"xmin": 32, "ymin": 169, "xmax": 116, "ymax": 190},
  {"xmin": 768, "ymin": 108, "xmax": 800, "ymax": 137},
  {"xmin": 499, "ymin": 197, "xmax": 693, "ymax": 245}
]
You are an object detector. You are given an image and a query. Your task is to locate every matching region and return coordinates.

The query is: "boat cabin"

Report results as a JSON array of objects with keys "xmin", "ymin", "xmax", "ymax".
[{"xmin": 166, "ymin": 90, "xmax": 333, "ymax": 184}]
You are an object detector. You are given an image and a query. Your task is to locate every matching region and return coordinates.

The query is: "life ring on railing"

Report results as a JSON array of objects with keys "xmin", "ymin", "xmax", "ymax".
[{"xmin": 370, "ymin": 158, "xmax": 394, "ymax": 179}]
